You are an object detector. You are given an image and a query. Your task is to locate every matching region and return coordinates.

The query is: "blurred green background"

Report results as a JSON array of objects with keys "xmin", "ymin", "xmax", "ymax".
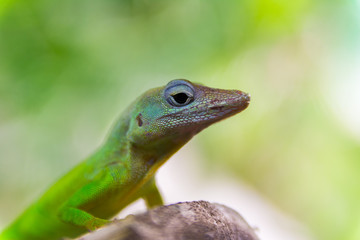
[{"xmin": 1, "ymin": 0, "xmax": 360, "ymax": 239}]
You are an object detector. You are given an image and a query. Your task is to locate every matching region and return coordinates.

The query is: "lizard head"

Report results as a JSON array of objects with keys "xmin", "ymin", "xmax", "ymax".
[{"xmin": 126, "ymin": 79, "xmax": 250, "ymax": 153}]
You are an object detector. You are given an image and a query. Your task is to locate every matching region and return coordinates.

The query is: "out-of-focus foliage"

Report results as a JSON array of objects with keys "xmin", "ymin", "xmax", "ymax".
[{"xmin": 0, "ymin": 1, "xmax": 359, "ymax": 240}]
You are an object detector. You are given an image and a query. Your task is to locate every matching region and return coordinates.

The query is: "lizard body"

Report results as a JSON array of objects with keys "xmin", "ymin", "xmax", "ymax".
[{"xmin": 0, "ymin": 79, "xmax": 250, "ymax": 240}]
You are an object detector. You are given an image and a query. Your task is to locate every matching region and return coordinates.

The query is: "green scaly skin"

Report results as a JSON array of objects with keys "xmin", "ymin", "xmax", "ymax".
[{"xmin": 0, "ymin": 79, "xmax": 250, "ymax": 240}]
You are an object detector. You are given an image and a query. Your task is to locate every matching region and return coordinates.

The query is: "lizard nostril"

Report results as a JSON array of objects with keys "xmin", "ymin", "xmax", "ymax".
[
  {"xmin": 244, "ymin": 93, "xmax": 251, "ymax": 102},
  {"xmin": 209, "ymin": 106, "xmax": 224, "ymax": 111}
]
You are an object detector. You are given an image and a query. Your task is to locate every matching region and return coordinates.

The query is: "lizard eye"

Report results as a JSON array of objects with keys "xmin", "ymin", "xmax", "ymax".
[
  {"xmin": 170, "ymin": 92, "xmax": 193, "ymax": 106},
  {"xmin": 164, "ymin": 80, "xmax": 195, "ymax": 107}
]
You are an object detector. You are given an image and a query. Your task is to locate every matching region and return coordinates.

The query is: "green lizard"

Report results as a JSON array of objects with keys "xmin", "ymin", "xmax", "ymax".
[{"xmin": 0, "ymin": 79, "xmax": 250, "ymax": 240}]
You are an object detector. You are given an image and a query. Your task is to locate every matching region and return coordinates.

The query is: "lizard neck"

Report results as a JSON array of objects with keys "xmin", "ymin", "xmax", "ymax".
[
  {"xmin": 97, "ymin": 113, "xmax": 186, "ymax": 169},
  {"xmin": 101, "ymin": 102, "xmax": 196, "ymax": 167}
]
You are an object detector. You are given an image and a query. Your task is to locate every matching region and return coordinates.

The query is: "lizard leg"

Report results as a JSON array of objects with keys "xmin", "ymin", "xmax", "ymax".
[
  {"xmin": 57, "ymin": 172, "xmax": 115, "ymax": 231},
  {"xmin": 142, "ymin": 177, "xmax": 164, "ymax": 208},
  {"xmin": 59, "ymin": 207, "xmax": 110, "ymax": 231}
]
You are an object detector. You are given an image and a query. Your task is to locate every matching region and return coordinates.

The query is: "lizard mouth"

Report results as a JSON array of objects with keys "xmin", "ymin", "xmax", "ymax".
[
  {"xmin": 207, "ymin": 92, "xmax": 250, "ymax": 113},
  {"xmin": 194, "ymin": 91, "xmax": 250, "ymax": 124}
]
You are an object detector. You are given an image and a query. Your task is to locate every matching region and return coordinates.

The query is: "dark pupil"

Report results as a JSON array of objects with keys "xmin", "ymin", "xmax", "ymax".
[{"xmin": 172, "ymin": 93, "xmax": 189, "ymax": 104}]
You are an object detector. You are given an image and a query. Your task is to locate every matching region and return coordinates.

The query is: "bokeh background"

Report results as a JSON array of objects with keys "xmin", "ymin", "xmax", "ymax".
[{"xmin": 1, "ymin": 0, "xmax": 360, "ymax": 239}]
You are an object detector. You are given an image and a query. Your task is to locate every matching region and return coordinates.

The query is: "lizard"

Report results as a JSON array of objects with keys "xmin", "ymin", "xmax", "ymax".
[{"xmin": 0, "ymin": 79, "xmax": 250, "ymax": 240}]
